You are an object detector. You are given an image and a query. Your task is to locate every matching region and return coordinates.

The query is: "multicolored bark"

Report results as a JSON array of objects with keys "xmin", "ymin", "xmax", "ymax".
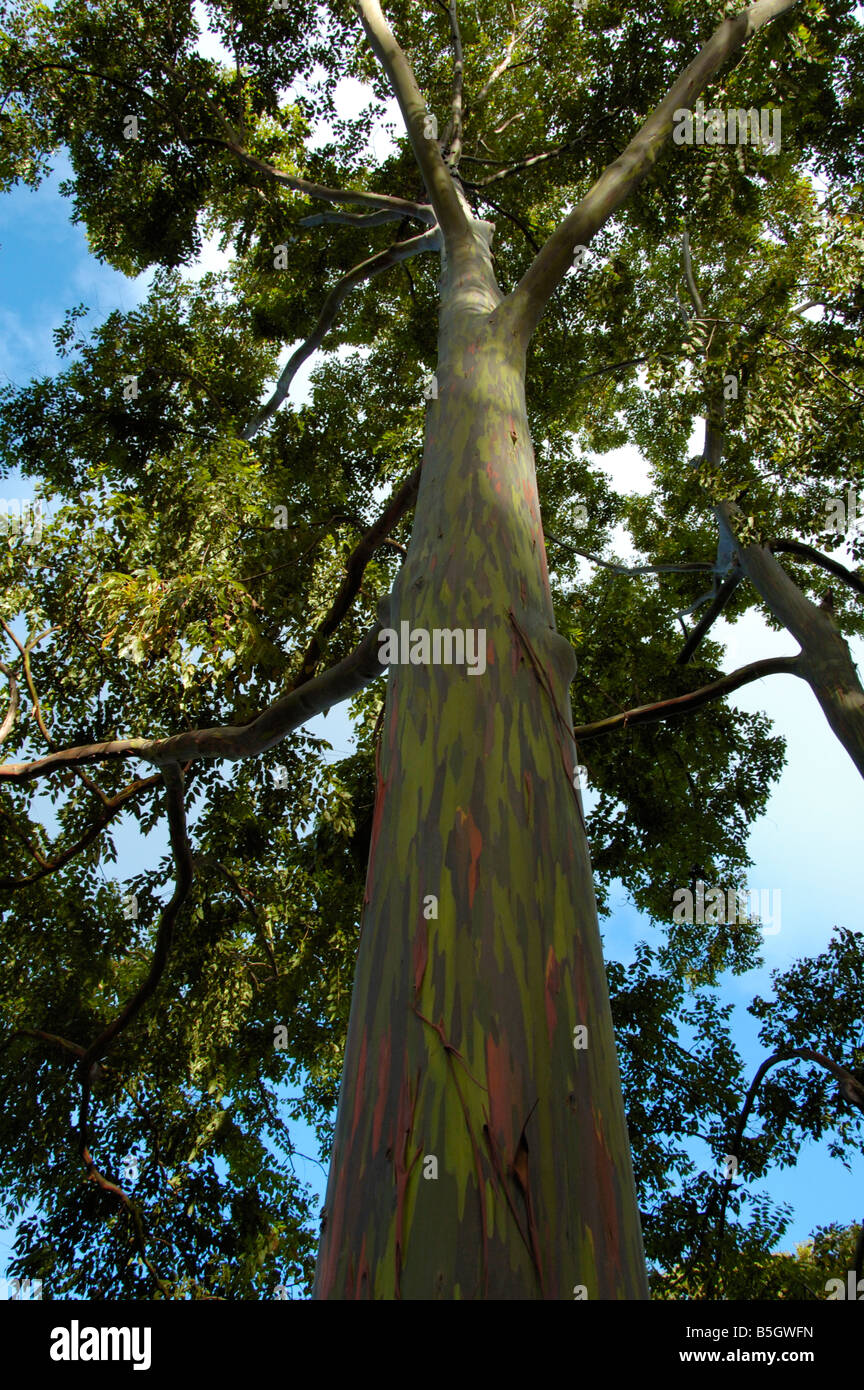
[{"xmin": 313, "ymin": 224, "xmax": 648, "ymax": 1300}]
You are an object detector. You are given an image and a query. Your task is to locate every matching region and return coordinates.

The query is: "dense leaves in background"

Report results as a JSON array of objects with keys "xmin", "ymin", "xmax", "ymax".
[{"xmin": 0, "ymin": 0, "xmax": 862, "ymax": 1296}]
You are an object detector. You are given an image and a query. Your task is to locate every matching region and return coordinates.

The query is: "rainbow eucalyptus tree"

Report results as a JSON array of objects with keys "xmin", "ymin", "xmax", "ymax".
[{"xmin": 1, "ymin": 0, "xmax": 863, "ymax": 1302}]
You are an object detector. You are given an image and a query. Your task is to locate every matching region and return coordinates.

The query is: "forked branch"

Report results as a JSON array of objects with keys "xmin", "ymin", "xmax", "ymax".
[
  {"xmin": 502, "ymin": 0, "xmax": 802, "ymax": 342},
  {"xmin": 241, "ymin": 229, "xmax": 440, "ymax": 438}
]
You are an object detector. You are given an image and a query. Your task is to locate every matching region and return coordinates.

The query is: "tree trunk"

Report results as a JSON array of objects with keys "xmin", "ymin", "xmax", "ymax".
[{"xmin": 313, "ymin": 224, "xmax": 648, "ymax": 1300}]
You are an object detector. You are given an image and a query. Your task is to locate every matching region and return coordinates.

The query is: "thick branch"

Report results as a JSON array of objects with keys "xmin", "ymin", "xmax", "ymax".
[
  {"xmin": 572, "ymin": 656, "xmax": 802, "ymax": 742},
  {"xmin": 0, "ymin": 615, "xmax": 390, "ymax": 784},
  {"xmin": 298, "ymin": 208, "xmax": 413, "ymax": 228},
  {"xmin": 677, "ymin": 569, "xmax": 743, "ymax": 664},
  {"xmin": 241, "ymin": 229, "xmax": 440, "ymax": 438},
  {"xmin": 770, "ymin": 539, "xmax": 864, "ymax": 599},
  {"xmin": 502, "ymin": 0, "xmax": 801, "ymax": 342},
  {"xmin": 435, "ymin": 0, "xmax": 465, "ymax": 168},
  {"xmin": 709, "ymin": 437, "xmax": 864, "ymax": 777},
  {"xmin": 354, "ymin": 0, "xmax": 471, "ymax": 249}
]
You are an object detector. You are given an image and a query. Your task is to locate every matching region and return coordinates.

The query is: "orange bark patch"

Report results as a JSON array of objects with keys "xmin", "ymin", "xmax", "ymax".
[
  {"xmin": 485, "ymin": 459, "xmax": 502, "ymax": 494},
  {"xmin": 454, "ymin": 806, "xmax": 483, "ymax": 909},
  {"xmin": 544, "ymin": 945, "xmax": 561, "ymax": 1047},
  {"xmin": 520, "ymin": 476, "xmax": 538, "ymax": 520}
]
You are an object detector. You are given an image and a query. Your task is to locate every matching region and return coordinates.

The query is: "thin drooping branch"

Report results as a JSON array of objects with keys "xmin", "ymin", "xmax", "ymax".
[
  {"xmin": 290, "ymin": 466, "xmax": 420, "ymax": 686},
  {"xmin": 698, "ymin": 1048, "xmax": 864, "ymax": 1297},
  {"xmin": 473, "ymin": 190, "xmax": 541, "ymax": 252},
  {"xmin": 502, "ymin": 0, "xmax": 802, "ymax": 342},
  {"xmin": 82, "ymin": 763, "xmax": 194, "ymax": 1068},
  {"xmin": 677, "ymin": 568, "xmax": 743, "ymax": 664},
  {"xmin": 472, "ymin": 5, "xmax": 541, "ymax": 108},
  {"xmin": 191, "ymin": 87, "xmax": 436, "ymax": 224},
  {"xmin": 0, "ymin": 659, "xmax": 19, "ymax": 744},
  {"xmin": 770, "ymin": 539, "xmax": 864, "ymax": 599},
  {"xmin": 354, "ymin": 0, "xmax": 472, "ymax": 250},
  {"xmin": 0, "ymin": 775, "xmax": 161, "ymax": 889},
  {"xmin": 700, "ymin": 316, "xmax": 864, "ymax": 402},
  {"xmin": 465, "ymin": 139, "xmax": 579, "ymax": 188},
  {"xmin": 3, "ymin": 618, "xmax": 113, "ymax": 807},
  {"xmin": 0, "ymin": 612, "xmax": 390, "ymax": 784},
  {"xmin": 241, "ymin": 229, "xmax": 440, "ymax": 439},
  {"xmin": 546, "ymin": 535, "xmax": 715, "ymax": 578},
  {"xmin": 572, "ymin": 655, "xmax": 802, "ymax": 742},
  {"xmin": 197, "ymin": 856, "xmax": 278, "ymax": 978}
]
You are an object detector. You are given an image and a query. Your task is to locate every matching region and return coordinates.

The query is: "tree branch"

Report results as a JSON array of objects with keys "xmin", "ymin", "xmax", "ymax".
[
  {"xmin": 0, "ymin": 775, "xmax": 161, "ymax": 889},
  {"xmin": 464, "ymin": 140, "xmax": 579, "ymax": 188},
  {"xmin": 297, "ymin": 208, "xmax": 413, "ymax": 228},
  {"xmin": 82, "ymin": 764, "xmax": 194, "ymax": 1067},
  {"xmin": 192, "ymin": 87, "xmax": 435, "ymax": 223},
  {"xmin": 473, "ymin": 5, "xmax": 541, "ymax": 108},
  {"xmin": 241, "ymin": 229, "xmax": 440, "ymax": 438},
  {"xmin": 701, "ymin": 1048, "xmax": 864, "ymax": 1297},
  {"xmin": 545, "ymin": 536, "xmax": 715, "ymax": 578},
  {"xmin": 500, "ymin": 0, "xmax": 802, "ymax": 342},
  {"xmin": 289, "ymin": 466, "xmax": 420, "ymax": 686},
  {"xmin": 354, "ymin": 0, "xmax": 472, "ymax": 250},
  {"xmin": 472, "ymin": 190, "xmax": 541, "ymax": 252},
  {"xmin": 435, "ymin": 0, "xmax": 465, "ymax": 169},
  {"xmin": 0, "ymin": 613, "xmax": 390, "ymax": 784},
  {"xmin": 677, "ymin": 568, "xmax": 743, "ymax": 664},
  {"xmin": 699, "ymin": 317, "xmax": 864, "ymax": 402},
  {"xmin": 681, "ymin": 222, "xmax": 705, "ymax": 318},
  {"xmin": 572, "ymin": 655, "xmax": 802, "ymax": 742},
  {"xmin": 770, "ymin": 539, "xmax": 864, "ymax": 598}
]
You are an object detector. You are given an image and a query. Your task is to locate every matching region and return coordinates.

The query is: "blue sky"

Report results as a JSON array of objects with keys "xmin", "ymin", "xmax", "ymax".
[{"xmin": 1, "ymin": 23, "xmax": 863, "ymax": 1290}]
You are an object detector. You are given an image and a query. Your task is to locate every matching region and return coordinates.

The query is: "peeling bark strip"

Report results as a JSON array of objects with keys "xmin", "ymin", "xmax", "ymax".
[{"xmin": 313, "ymin": 218, "xmax": 648, "ymax": 1299}]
